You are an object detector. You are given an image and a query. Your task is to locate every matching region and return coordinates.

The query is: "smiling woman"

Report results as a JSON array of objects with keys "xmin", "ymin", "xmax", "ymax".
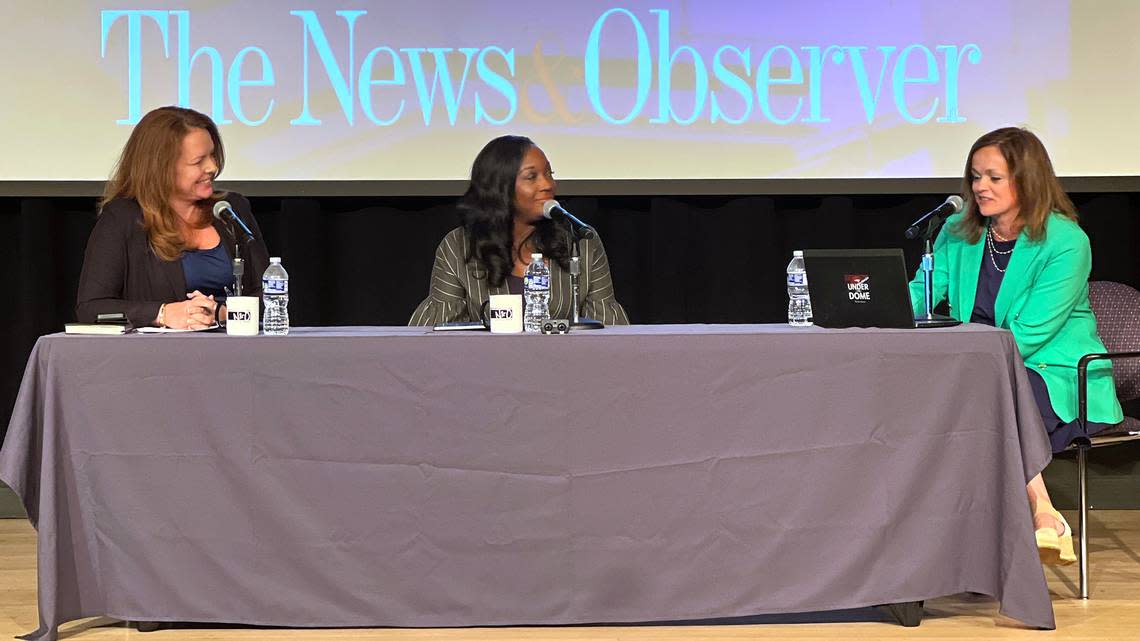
[
  {"xmin": 75, "ymin": 106, "xmax": 270, "ymax": 329},
  {"xmin": 907, "ymin": 126, "xmax": 1124, "ymax": 568},
  {"xmin": 409, "ymin": 135, "xmax": 628, "ymax": 326}
]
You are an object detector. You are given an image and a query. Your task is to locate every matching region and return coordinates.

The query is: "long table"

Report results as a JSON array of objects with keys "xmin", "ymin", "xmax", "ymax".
[{"xmin": 0, "ymin": 324, "xmax": 1055, "ymax": 640}]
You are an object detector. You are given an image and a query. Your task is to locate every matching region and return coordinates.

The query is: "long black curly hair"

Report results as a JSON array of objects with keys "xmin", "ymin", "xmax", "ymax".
[{"xmin": 459, "ymin": 135, "xmax": 570, "ymax": 288}]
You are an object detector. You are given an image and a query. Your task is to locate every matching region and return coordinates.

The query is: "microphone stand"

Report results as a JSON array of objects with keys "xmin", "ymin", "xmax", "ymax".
[
  {"xmin": 921, "ymin": 227, "xmax": 935, "ymax": 319},
  {"xmin": 226, "ymin": 218, "xmax": 244, "ymax": 297},
  {"xmin": 915, "ymin": 217, "xmax": 957, "ymax": 327},
  {"xmin": 231, "ymin": 255, "xmax": 245, "ymax": 297},
  {"xmin": 567, "ymin": 225, "xmax": 604, "ymax": 330}
]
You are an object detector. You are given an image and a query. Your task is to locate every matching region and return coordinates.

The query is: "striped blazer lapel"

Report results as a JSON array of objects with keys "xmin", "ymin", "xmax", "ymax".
[
  {"xmin": 460, "ymin": 248, "xmax": 508, "ymax": 321},
  {"xmin": 462, "ymin": 257, "xmax": 485, "ymax": 321},
  {"xmin": 550, "ymin": 258, "xmax": 572, "ymax": 319}
]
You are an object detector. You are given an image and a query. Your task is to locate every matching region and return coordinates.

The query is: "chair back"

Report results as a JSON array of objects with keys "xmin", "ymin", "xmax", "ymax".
[{"xmin": 1089, "ymin": 281, "xmax": 1140, "ymax": 402}]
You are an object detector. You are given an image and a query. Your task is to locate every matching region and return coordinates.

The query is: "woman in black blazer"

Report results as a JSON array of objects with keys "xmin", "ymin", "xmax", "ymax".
[{"xmin": 76, "ymin": 106, "xmax": 269, "ymax": 328}]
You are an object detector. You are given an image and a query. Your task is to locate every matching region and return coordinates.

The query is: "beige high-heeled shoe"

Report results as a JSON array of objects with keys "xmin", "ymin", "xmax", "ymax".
[{"xmin": 1036, "ymin": 509, "xmax": 1076, "ymax": 566}]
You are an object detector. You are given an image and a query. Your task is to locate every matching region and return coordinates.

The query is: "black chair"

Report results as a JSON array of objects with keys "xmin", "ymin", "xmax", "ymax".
[{"xmin": 1070, "ymin": 281, "xmax": 1140, "ymax": 599}]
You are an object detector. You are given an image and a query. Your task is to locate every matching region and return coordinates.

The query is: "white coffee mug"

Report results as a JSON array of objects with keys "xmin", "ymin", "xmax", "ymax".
[
  {"xmin": 226, "ymin": 296, "xmax": 259, "ymax": 336},
  {"xmin": 488, "ymin": 294, "xmax": 524, "ymax": 334}
]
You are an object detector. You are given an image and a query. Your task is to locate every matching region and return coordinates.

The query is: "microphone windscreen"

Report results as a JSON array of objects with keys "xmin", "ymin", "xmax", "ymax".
[
  {"xmin": 212, "ymin": 200, "xmax": 232, "ymax": 219},
  {"xmin": 947, "ymin": 195, "xmax": 964, "ymax": 211},
  {"xmin": 541, "ymin": 200, "xmax": 560, "ymax": 219}
]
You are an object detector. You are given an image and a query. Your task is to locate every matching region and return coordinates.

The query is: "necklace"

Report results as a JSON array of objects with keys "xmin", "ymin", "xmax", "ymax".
[
  {"xmin": 988, "ymin": 227, "xmax": 1015, "ymax": 254},
  {"xmin": 987, "ymin": 227, "xmax": 1015, "ymax": 273},
  {"xmin": 990, "ymin": 225, "xmax": 1014, "ymax": 242}
]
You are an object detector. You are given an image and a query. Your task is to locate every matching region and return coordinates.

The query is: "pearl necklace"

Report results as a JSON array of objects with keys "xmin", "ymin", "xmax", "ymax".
[
  {"xmin": 987, "ymin": 226, "xmax": 1015, "ymax": 273},
  {"xmin": 990, "ymin": 225, "xmax": 1014, "ymax": 242}
]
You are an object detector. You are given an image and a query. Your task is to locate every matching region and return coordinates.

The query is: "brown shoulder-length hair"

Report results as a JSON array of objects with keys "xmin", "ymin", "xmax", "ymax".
[
  {"xmin": 101, "ymin": 106, "xmax": 225, "ymax": 261},
  {"xmin": 952, "ymin": 126, "xmax": 1076, "ymax": 244}
]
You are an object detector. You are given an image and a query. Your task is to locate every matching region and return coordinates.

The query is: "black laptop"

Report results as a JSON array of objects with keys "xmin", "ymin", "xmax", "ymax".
[{"xmin": 801, "ymin": 249, "xmax": 960, "ymax": 329}]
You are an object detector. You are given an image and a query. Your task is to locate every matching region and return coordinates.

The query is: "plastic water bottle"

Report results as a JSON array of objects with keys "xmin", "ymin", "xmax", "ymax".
[
  {"xmin": 787, "ymin": 250, "xmax": 813, "ymax": 326},
  {"xmin": 523, "ymin": 253, "xmax": 551, "ymax": 333},
  {"xmin": 261, "ymin": 257, "xmax": 290, "ymax": 335}
]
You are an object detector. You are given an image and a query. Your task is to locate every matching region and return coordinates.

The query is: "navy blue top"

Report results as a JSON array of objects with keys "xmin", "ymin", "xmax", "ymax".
[
  {"xmin": 507, "ymin": 275, "xmax": 524, "ymax": 295},
  {"xmin": 181, "ymin": 243, "xmax": 232, "ymax": 298},
  {"xmin": 969, "ymin": 236, "xmax": 1015, "ymax": 325}
]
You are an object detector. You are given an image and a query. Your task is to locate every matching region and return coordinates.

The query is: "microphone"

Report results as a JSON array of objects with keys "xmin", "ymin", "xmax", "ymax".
[
  {"xmin": 542, "ymin": 200, "xmax": 595, "ymax": 239},
  {"xmin": 212, "ymin": 200, "xmax": 254, "ymax": 241},
  {"xmin": 904, "ymin": 195, "xmax": 964, "ymax": 240}
]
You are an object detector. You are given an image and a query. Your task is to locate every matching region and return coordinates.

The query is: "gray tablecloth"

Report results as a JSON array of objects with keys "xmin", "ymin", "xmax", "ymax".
[{"xmin": 0, "ymin": 324, "xmax": 1055, "ymax": 640}]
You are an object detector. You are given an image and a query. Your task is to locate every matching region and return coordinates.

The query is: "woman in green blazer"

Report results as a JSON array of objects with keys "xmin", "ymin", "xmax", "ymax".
[
  {"xmin": 908, "ymin": 127, "xmax": 1122, "ymax": 566},
  {"xmin": 410, "ymin": 135, "xmax": 628, "ymax": 326}
]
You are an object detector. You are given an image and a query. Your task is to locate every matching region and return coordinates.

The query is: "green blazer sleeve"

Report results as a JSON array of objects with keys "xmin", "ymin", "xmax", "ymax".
[
  {"xmin": 908, "ymin": 213, "xmax": 1122, "ymax": 425},
  {"xmin": 996, "ymin": 216, "xmax": 1122, "ymax": 424},
  {"xmin": 1004, "ymin": 222, "xmax": 1091, "ymax": 361}
]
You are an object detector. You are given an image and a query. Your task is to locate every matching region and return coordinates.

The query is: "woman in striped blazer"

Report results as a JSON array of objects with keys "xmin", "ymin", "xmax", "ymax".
[{"xmin": 410, "ymin": 135, "xmax": 629, "ymax": 326}]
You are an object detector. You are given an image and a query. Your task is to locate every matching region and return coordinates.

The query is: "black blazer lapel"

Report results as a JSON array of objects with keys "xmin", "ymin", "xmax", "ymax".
[{"xmin": 157, "ymin": 250, "xmax": 187, "ymax": 299}]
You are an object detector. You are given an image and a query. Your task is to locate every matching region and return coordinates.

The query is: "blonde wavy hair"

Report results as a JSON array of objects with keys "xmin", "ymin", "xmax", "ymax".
[{"xmin": 101, "ymin": 106, "xmax": 225, "ymax": 261}]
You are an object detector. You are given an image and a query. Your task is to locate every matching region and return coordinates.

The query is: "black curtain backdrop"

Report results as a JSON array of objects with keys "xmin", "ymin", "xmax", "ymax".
[{"xmin": 3, "ymin": 191, "xmax": 1139, "ymax": 439}]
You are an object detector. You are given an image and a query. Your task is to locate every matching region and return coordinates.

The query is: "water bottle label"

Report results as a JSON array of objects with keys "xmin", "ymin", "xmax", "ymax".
[
  {"xmin": 524, "ymin": 274, "xmax": 550, "ymax": 289},
  {"xmin": 263, "ymin": 278, "xmax": 288, "ymax": 294},
  {"xmin": 787, "ymin": 272, "xmax": 807, "ymax": 287}
]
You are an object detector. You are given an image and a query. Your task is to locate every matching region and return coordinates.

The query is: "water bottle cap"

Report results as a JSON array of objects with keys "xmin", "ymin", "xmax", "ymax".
[
  {"xmin": 270, "ymin": 257, "xmax": 281, "ymax": 263},
  {"xmin": 793, "ymin": 250, "xmax": 804, "ymax": 257},
  {"xmin": 531, "ymin": 253, "xmax": 543, "ymax": 261}
]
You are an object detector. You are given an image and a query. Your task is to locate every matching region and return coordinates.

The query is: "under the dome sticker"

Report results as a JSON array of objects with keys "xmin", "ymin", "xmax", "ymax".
[{"xmin": 846, "ymin": 274, "xmax": 871, "ymax": 302}]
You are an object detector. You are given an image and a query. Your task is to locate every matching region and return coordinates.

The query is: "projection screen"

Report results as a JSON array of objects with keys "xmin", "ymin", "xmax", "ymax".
[{"xmin": 2, "ymin": 0, "xmax": 1138, "ymax": 192}]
